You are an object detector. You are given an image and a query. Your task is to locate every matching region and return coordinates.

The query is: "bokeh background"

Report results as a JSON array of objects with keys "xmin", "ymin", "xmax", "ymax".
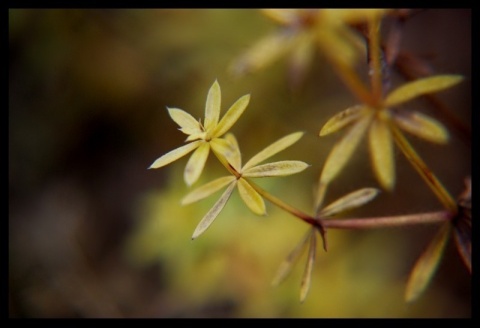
[{"xmin": 9, "ymin": 9, "xmax": 471, "ymax": 318}]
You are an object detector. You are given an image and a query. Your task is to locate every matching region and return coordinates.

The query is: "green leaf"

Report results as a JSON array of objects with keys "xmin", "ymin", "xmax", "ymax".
[
  {"xmin": 320, "ymin": 115, "xmax": 371, "ymax": 185},
  {"xmin": 191, "ymin": 180, "xmax": 237, "ymax": 240},
  {"xmin": 243, "ymin": 160, "xmax": 309, "ymax": 178},
  {"xmin": 320, "ymin": 105, "xmax": 366, "ymax": 136},
  {"xmin": 320, "ymin": 188, "xmax": 380, "ymax": 217},
  {"xmin": 393, "ymin": 111, "xmax": 449, "ymax": 144},
  {"xmin": 181, "ymin": 176, "xmax": 236, "ymax": 205},
  {"xmin": 243, "ymin": 132, "xmax": 304, "ymax": 171},
  {"xmin": 167, "ymin": 107, "xmax": 202, "ymax": 136},
  {"xmin": 204, "ymin": 80, "xmax": 221, "ymax": 131},
  {"xmin": 385, "ymin": 75, "xmax": 464, "ymax": 107},
  {"xmin": 369, "ymin": 118, "xmax": 395, "ymax": 190},
  {"xmin": 148, "ymin": 140, "xmax": 201, "ymax": 169},
  {"xmin": 300, "ymin": 231, "xmax": 317, "ymax": 303},
  {"xmin": 272, "ymin": 229, "xmax": 313, "ymax": 287},
  {"xmin": 184, "ymin": 142, "xmax": 210, "ymax": 186},
  {"xmin": 213, "ymin": 94, "xmax": 250, "ymax": 137},
  {"xmin": 405, "ymin": 222, "xmax": 451, "ymax": 302},
  {"xmin": 237, "ymin": 178, "xmax": 266, "ymax": 215}
]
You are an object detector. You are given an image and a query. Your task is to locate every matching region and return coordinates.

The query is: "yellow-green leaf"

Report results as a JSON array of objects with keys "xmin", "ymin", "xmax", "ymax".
[
  {"xmin": 213, "ymin": 94, "xmax": 250, "ymax": 137},
  {"xmin": 385, "ymin": 75, "xmax": 464, "ymax": 107},
  {"xmin": 223, "ymin": 133, "xmax": 242, "ymax": 171},
  {"xmin": 243, "ymin": 132, "xmax": 304, "ymax": 171},
  {"xmin": 229, "ymin": 32, "xmax": 295, "ymax": 77},
  {"xmin": 167, "ymin": 107, "xmax": 202, "ymax": 136},
  {"xmin": 181, "ymin": 176, "xmax": 236, "ymax": 205},
  {"xmin": 405, "ymin": 222, "xmax": 452, "ymax": 302},
  {"xmin": 320, "ymin": 188, "xmax": 380, "ymax": 217},
  {"xmin": 148, "ymin": 140, "xmax": 201, "ymax": 169},
  {"xmin": 394, "ymin": 111, "xmax": 449, "ymax": 144},
  {"xmin": 314, "ymin": 182, "xmax": 328, "ymax": 216},
  {"xmin": 272, "ymin": 229, "xmax": 313, "ymax": 287},
  {"xmin": 191, "ymin": 180, "xmax": 237, "ymax": 240},
  {"xmin": 243, "ymin": 160, "xmax": 309, "ymax": 178},
  {"xmin": 319, "ymin": 105, "xmax": 366, "ymax": 136},
  {"xmin": 184, "ymin": 142, "xmax": 210, "ymax": 186},
  {"xmin": 300, "ymin": 231, "xmax": 317, "ymax": 303},
  {"xmin": 369, "ymin": 118, "xmax": 395, "ymax": 190},
  {"xmin": 316, "ymin": 26, "xmax": 359, "ymax": 68},
  {"xmin": 204, "ymin": 80, "xmax": 221, "ymax": 131},
  {"xmin": 320, "ymin": 116, "xmax": 371, "ymax": 185},
  {"xmin": 237, "ymin": 178, "xmax": 266, "ymax": 215}
]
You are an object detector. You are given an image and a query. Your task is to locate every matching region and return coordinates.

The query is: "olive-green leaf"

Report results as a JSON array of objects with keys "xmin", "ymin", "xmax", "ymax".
[
  {"xmin": 385, "ymin": 75, "xmax": 464, "ymax": 107},
  {"xmin": 300, "ymin": 231, "xmax": 317, "ymax": 303},
  {"xmin": 243, "ymin": 132, "xmax": 304, "ymax": 171},
  {"xmin": 369, "ymin": 118, "xmax": 395, "ymax": 190},
  {"xmin": 320, "ymin": 116, "xmax": 371, "ymax": 185},
  {"xmin": 405, "ymin": 222, "xmax": 452, "ymax": 302},
  {"xmin": 320, "ymin": 105, "xmax": 366, "ymax": 136},
  {"xmin": 320, "ymin": 188, "xmax": 380, "ymax": 217},
  {"xmin": 394, "ymin": 111, "xmax": 449, "ymax": 144},
  {"xmin": 243, "ymin": 161, "xmax": 309, "ymax": 178},
  {"xmin": 191, "ymin": 180, "xmax": 237, "ymax": 240},
  {"xmin": 237, "ymin": 178, "xmax": 266, "ymax": 216},
  {"xmin": 182, "ymin": 176, "xmax": 236, "ymax": 205},
  {"xmin": 148, "ymin": 140, "xmax": 201, "ymax": 169},
  {"xmin": 184, "ymin": 142, "xmax": 210, "ymax": 186}
]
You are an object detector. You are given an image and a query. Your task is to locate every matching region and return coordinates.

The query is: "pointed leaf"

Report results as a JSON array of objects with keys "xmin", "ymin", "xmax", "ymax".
[
  {"xmin": 300, "ymin": 231, "xmax": 317, "ymax": 303},
  {"xmin": 369, "ymin": 118, "xmax": 395, "ymax": 190},
  {"xmin": 204, "ymin": 80, "xmax": 221, "ymax": 131},
  {"xmin": 314, "ymin": 182, "xmax": 328, "ymax": 216},
  {"xmin": 317, "ymin": 27, "xmax": 359, "ymax": 68},
  {"xmin": 243, "ymin": 160, "xmax": 309, "ymax": 178},
  {"xmin": 272, "ymin": 229, "xmax": 313, "ymax": 287},
  {"xmin": 320, "ymin": 188, "xmax": 380, "ymax": 217},
  {"xmin": 320, "ymin": 115, "xmax": 371, "ymax": 185},
  {"xmin": 405, "ymin": 222, "xmax": 452, "ymax": 302},
  {"xmin": 320, "ymin": 105, "xmax": 366, "ymax": 136},
  {"xmin": 229, "ymin": 32, "xmax": 295, "ymax": 77},
  {"xmin": 167, "ymin": 107, "xmax": 202, "ymax": 136},
  {"xmin": 182, "ymin": 176, "xmax": 236, "ymax": 205},
  {"xmin": 148, "ymin": 140, "xmax": 201, "ymax": 169},
  {"xmin": 260, "ymin": 9, "xmax": 300, "ymax": 25},
  {"xmin": 237, "ymin": 178, "xmax": 266, "ymax": 215},
  {"xmin": 243, "ymin": 132, "xmax": 304, "ymax": 171},
  {"xmin": 453, "ymin": 218, "xmax": 471, "ymax": 273},
  {"xmin": 184, "ymin": 142, "xmax": 210, "ymax": 186},
  {"xmin": 385, "ymin": 75, "xmax": 464, "ymax": 107},
  {"xmin": 223, "ymin": 133, "xmax": 242, "ymax": 171},
  {"xmin": 191, "ymin": 180, "xmax": 237, "ymax": 240},
  {"xmin": 213, "ymin": 94, "xmax": 250, "ymax": 137},
  {"xmin": 394, "ymin": 111, "xmax": 449, "ymax": 144}
]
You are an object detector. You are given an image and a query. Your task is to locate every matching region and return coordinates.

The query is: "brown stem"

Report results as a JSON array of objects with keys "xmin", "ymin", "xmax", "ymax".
[{"xmin": 320, "ymin": 210, "xmax": 453, "ymax": 230}]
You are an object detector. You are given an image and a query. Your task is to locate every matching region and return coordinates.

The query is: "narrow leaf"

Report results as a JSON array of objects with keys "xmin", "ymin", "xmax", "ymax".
[
  {"xmin": 288, "ymin": 33, "xmax": 315, "ymax": 89},
  {"xmin": 243, "ymin": 161, "xmax": 309, "ymax": 178},
  {"xmin": 300, "ymin": 231, "xmax": 317, "ymax": 303},
  {"xmin": 204, "ymin": 80, "xmax": 221, "ymax": 131},
  {"xmin": 453, "ymin": 218, "xmax": 471, "ymax": 273},
  {"xmin": 317, "ymin": 27, "xmax": 359, "ymax": 68},
  {"xmin": 243, "ymin": 132, "xmax": 304, "ymax": 171},
  {"xmin": 369, "ymin": 118, "xmax": 395, "ymax": 190},
  {"xmin": 184, "ymin": 142, "xmax": 210, "ymax": 186},
  {"xmin": 237, "ymin": 178, "xmax": 266, "ymax": 215},
  {"xmin": 320, "ymin": 115, "xmax": 371, "ymax": 185},
  {"xmin": 385, "ymin": 75, "xmax": 464, "ymax": 107},
  {"xmin": 223, "ymin": 133, "xmax": 242, "ymax": 171},
  {"xmin": 320, "ymin": 188, "xmax": 380, "ymax": 217},
  {"xmin": 210, "ymin": 137, "xmax": 241, "ymax": 173},
  {"xmin": 182, "ymin": 176, "xmax": 236, "ymax": 205},
  {"xmin": 260, "ymin": 9, "xmax": 299, "ymax": 25},
  {"xmin": 191, "ymin": 181, "xmax": 237, "ymax": 240},
  {"xmin": 320, "ymin": 105, "xmax": 366, "ymax": 136},
  {"xmin": 167, "ymin": 107, "xmax": 202, "ymax": 136},
  {"xmin": 405, "ymin": 222, "xmax": 452, "ymax": 302},
  {"xmin": 314, "ymin": 182, "xmax": 328, "ymax": 216},
  {"xmin": 229, "ymin": 32, "xmax": 294, "ymax": 77},
  {"xmin": 272, "ymin": 229, "xmax": 313, "ymax": 286},
  {"xmin": 213, "ymin": 94, "xmax": 250, "ymax": 137},
  {"xmin": 148, "ymin": 141, "xmax": 201, "ymax": 169},
  {"xmin": 394, "ymin": 111, "xmax": 449, "ymax": 144}
]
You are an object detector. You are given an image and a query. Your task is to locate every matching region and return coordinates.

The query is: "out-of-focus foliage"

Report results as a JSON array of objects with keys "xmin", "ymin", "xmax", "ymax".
[{"xmin": 9, "ymin": 9, "xmax": 471, "ymax": 317}]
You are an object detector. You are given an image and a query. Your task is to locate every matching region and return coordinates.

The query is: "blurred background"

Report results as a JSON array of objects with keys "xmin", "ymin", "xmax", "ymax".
[{"xmin": 9, "ymin": 9, "xmax": 471, "ymax": 318}]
